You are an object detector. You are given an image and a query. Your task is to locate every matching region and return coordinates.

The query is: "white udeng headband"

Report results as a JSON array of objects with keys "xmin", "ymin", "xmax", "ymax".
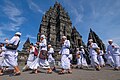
[
  {"xmin": 80, "ymin": 46, "xmax": 83, "ymax": 48},
  {"xmin": 108, "ymin": 39, "xmax": 113, "ymax": 42},
  {"xmin": 15, "ymin": 32, "xmax": 21, "ymax": 36},
  {"xmin": 89, "ymin": 39, "xmax": 93, "ymax": 42},
  {"xmin": 62, "ymin": 36, "xmax": 66, "ymax": 39},
  {"xmin": 41, "ymin": 35, "xmax": 45, "ymax": 39},
  {"xmin": 48, "ymin": 45, "xmax": 51, "ymax": 47}
]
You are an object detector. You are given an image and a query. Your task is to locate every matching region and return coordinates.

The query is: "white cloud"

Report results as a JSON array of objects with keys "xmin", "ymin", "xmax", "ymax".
[
  {"xmin": 0, "ymin": 30, "xmax": 6, "ymax": 43},
  {"xmin": 91, "ymin": 6, "xmax": 100, "ymax": 19},
  {"xmin": 70, "ymin": 6, "xmax": 84, "ymax": 25},
  {"xmin": 62, "ymin": 0, "xmax": 84, "ymax": 25},
  {"xmin": 3, "ymin": 4, "xmax": 21, "ymax": 20},
  {"xmin": 91, "ymin": 0, "xmax": 120, "ymax": 22},
  {"xmin": 0, "ymin": 0, "xmax": 26, "ymax": 31},
  {"xmin": 72, "ymin": 7, "xmax": 83, "ymax": 24},
  {"xmin": 27, "ymin": 0, "xmax": 45, "ymax": 14},
  {"xmin": 0, "ymin": 30, "xmax": 5, "ymax": 37}
]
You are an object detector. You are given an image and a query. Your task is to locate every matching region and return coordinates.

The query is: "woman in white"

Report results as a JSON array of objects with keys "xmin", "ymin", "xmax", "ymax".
[
  {"xmin": 59, "ymin": 36, "xmax": 72, "ymax": 74},
  {"xmin": 1, "ymin": 44, "xmax": 17, "ymax": 71},
  {"xmin": 80, "ymin": 46, "xmax": 88, "ymax": 68},
  {"xmin": 22, "ymin": 43, "xmax": 36, "ymax": 71},
  {"xmin": 0, "ymin": 45, "xmax": 3, "ymax": 68},
  {"xmin": 0, "ymin": 44, "xmax": 6, "ymax": 65},
  {"xmin": 30, "ymin": 35, "xmax": 52, "ymax": 74},
  {"xmin": 97, "ymin": 49, "xmax": 105, "ymax": 67},
  {"xmin": 107, "ymin": 40, "xmax": 114, "ymax": 67},
  {"xmin": 48, "ymin": 44, "xmax": 56, "ymax": 70},
  {"xmin": 0, "ymin": 32, "xmax": 21, "ymax": 76},
  {"xmin": 0, "ymin": 44, "xmax": 6, "ymax": 75},
  {"xmin": 88, "ymin": 39, "xmax": 101, "ymax": 71},
  {"xmin": 111, "ymin": 42, "xmax": 120, "ymax": 70},
  {"xmin": 76, "ymin": 48, "xmax": 81, "ymax": 68}
]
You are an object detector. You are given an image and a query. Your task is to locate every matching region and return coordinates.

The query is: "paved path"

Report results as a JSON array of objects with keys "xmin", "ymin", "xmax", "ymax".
[{"xmin": 0, "ymin": 66, "xmax": 120, "ymax": 80}]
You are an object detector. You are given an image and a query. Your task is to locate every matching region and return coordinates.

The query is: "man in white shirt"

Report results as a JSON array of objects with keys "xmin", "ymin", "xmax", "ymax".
[
  {"xmin": 59, "ymin": 36, "xmax": 72, "ymax": 74},
  {"xmin": 107, "ymin": 40, "xmax": 120, "ymax": 70},
  {"xmin": 22, "ymin": 43, "xmax": 36, "ymax": 72},
  {"xmin": 106, "ymin": 40, "xmax": 114, "ymax": 67},
  {"xmin": 30, "ymin": 35, "xmax": 52, "ymax": 74},
  {"xmin": 0, "ymin": 32, "xmax": 21, "ymax": 76},
  {"xmin": 88, "ymin": 39, "xmax": 101, "ymax": 71},
  {"xmin": 48, "ymin": 44, "xmax": 56, "ymax": 71}
]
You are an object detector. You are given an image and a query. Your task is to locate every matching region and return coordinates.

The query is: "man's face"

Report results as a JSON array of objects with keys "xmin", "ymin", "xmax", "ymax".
[
  {"xmin": 40, "ymin": 37, "xmax": 44, "ymax": 41},
  {"xmin": 89, "ymin": 41, "xmax": 92, "ymax": 44},
  {"xmin": 48, "ymin": 46, "xmax": 51, "ymax": 48},
  {"xmin": 62, "ymin": 38, "xmax": 65, "ymax": 41},
  {"xmin": 108, "ymin": 41, "xmax": 113, "ymax": 45},
  {"xmin": 30, "ymin": 45, "xmax": 32, "ymax": 48}
]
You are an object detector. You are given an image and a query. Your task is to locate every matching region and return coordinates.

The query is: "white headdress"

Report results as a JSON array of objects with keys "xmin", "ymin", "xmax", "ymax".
[
  {"xmin": 108, "ymin": 39, "xmax": 113, "ymax": 42},
  {"xmin": 62, "ymin": 36, "xmax": 66, "ymax": 39},
  {"xmin": 15, "ymin": 32, "xmax": 21, "ymax": 36},
  {"xmin": 41, "ymin": 35, "xmax": 46, "ymax": 39},
  {"xmin": 89, "ymin": 39, "xmax": 93, "ymax": 42}
]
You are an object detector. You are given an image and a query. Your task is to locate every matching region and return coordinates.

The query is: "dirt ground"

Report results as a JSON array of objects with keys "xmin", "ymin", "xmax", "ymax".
[{"xmin": 0, "ymin": 65, "xmax": 120, "ymax": 80}]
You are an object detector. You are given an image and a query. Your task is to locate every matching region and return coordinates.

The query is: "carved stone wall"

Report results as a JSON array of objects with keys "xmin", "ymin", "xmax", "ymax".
[{"xmin": 38, "ymin": 2, "xmax": 85, "ymax": 52}]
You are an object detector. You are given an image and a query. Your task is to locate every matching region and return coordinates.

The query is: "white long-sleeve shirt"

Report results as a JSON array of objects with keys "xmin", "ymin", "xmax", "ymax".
[
  {"xmin": 39, "ymin": 39, "xmax": 47, "ymax": 51},
  {"xmin": 28, "ymin": 46, "xmax": 35, "ymax": 61},
  {"xmin": 89, "ymin": 43, "xmax": 99, "ymax": 56},
  {"xmin": 48, "ymin": 47, "xmax": 55, "ymax": 61},
  {"xmin": 107, "ymin": 44, "xmax": 113, "ymax": 55},
  {"xmin": 48, "ymin": 47, "xmax": 54, "ymax": 54},
  {"xmin": 59, "ymin": 40, "xmax": 70, "ymax": 55},
  {"xmin": 81, "ymin": 49, "xmax": 85, "ymax": 55},
  {"xmin": 112, "ymin": 43, "xmax": 120, "ymax": 55},
  {"xmin": 6, "ymin": 36, "xmax": 20, "ymax": 45}
]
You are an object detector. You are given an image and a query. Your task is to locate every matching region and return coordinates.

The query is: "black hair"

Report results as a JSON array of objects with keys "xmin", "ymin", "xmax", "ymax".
[{"xmin": 15, "ymin": 34, "xmax": 21, "ymax": 37}]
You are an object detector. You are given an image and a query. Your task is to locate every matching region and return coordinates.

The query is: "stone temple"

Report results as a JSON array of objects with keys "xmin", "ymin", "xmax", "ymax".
[
  {"xmin": 37, "ymin": 2, "xmax": 86, "ymax": 52},
  {"xmin": 21, "ymin": 2, "xmax": 106, "ymax": 64}
]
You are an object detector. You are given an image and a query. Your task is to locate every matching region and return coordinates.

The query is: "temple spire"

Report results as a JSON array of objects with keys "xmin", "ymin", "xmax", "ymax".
[
  {"xmin": 87, "ymin": 28, "xmax": 106, "ymax": 52},
  {"xmin": 22, "ymin": 37, "xmax": 31, "ymax": 52}
]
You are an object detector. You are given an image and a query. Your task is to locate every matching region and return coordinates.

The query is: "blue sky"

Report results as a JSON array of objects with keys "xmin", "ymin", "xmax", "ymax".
[{"xmin": 0, "ymin": 0, "xmax": 120, "ymax": 50}]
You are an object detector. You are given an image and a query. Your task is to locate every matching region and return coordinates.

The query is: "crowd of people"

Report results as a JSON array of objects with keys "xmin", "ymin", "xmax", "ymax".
[{"xmin": 0, "ymin": 32, "xmax": 120, "ymax": 76}]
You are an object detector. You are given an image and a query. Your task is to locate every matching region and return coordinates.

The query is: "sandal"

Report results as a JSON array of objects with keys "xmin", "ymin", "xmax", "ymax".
[
  {"xmin": 68, "ymin": 71, "xmax": 72, "ymax": 74},
  {"xmin": 46, "ymin": 71, "xmax": 52, "ymax": 74},
  {"xmin": 114, "ymin": 67, "xmax": 119, "ymax": 71},
  {"xmin": 35, "ymin": 70, "xmax": 38, "ymax": 74},
  {"xmin": 59, "ymin": 71, "xmax": 65, "ymax": 74},
  {"xmin": 14, "ymin": 72, "xmax": 21, "ymax": 76},
  {"xmin": 0, "ymin": 73, "xmax": 3, "ymax": 76}
]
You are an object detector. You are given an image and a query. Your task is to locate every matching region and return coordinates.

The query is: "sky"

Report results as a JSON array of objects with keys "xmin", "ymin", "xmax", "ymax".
[{"xmin": 0, "ymin": 0, "xmax": 120, "ymax": 50}]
